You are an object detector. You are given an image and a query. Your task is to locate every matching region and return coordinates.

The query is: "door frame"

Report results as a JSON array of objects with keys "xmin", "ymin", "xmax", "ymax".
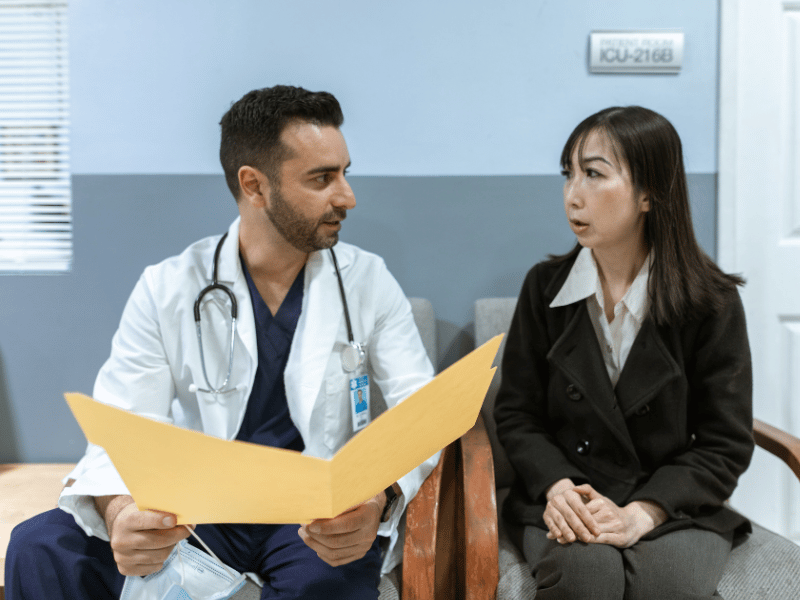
[{"xmin": 717, "ymin": 0, "xmax": 739, "ymax": 272}]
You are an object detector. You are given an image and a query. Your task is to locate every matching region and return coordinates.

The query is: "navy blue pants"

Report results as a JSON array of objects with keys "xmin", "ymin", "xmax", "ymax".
[{"xmin": 5, "ymin": 509, "xmax": 382, "ymax": 600}]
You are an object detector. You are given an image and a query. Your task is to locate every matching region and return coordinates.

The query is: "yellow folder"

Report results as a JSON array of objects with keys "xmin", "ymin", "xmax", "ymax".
[{"xmin": 64, "ymin": 334, "xmax": 503, "ymax": 525}]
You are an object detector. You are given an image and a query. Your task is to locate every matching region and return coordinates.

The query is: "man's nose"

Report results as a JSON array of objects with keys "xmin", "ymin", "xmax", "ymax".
[{"xmin": 331, "ymin": 176, "xmax": 356, "ymax": 210}]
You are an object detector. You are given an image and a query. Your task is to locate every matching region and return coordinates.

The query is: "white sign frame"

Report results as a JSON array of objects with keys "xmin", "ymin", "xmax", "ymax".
[{"xmin": 589, "ymin": 30, "xmax": 684, "ymax": 74}]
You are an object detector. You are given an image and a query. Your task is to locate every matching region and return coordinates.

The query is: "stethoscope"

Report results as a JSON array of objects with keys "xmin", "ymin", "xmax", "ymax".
[{"xmin": 190, "ymin": 232, "xmax": 365, "ymax": 395}]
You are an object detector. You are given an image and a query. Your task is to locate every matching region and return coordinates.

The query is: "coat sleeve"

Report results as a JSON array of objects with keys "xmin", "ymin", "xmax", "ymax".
[
  {"xmin": 493, "ymin": 266, "xmax": 589, "ymax": 504},
  {"xmin": 366, "ymin": 259, "xmax": 438, "ymax": 538},
  {"xmin": 58, "ymin": 268, "xmax": 176, "ymax": 540},
  {"xmin": 627, "ymin": 290, "xmax": 754, "ymax": 520}
]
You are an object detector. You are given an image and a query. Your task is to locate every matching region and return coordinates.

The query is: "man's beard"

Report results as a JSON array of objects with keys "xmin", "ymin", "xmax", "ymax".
[{"xmin": 265, "ymin": 182, "xmax": 346, "ymax": 253}]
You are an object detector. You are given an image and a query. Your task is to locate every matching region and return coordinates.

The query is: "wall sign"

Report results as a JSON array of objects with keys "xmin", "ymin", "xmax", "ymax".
[{"xmin": 589, "ymin": 31, "xmax": 684, "ymax": 74}]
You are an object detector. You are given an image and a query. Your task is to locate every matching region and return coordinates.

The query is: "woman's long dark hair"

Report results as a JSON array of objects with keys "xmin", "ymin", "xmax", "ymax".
[{"xmin": 552, "ymin": 106, "xmax": 743, "ymax": 327}]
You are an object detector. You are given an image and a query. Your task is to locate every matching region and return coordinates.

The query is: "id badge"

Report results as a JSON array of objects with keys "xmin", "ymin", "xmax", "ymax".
[{"xmin": 349, "ymin": 374, "xmax": 370, "ymax": 431}]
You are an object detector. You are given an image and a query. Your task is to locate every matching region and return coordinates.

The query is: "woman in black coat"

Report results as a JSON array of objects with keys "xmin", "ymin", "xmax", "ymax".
[{"xmin": 493, "ymin": 106, "xmax": 753, "ymax": 599}]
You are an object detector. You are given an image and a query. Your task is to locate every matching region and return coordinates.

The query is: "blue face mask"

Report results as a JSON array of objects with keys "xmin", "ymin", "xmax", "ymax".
[{"xmin": 120, "ymin": 530, "xmax": 247, "ymax": 600}]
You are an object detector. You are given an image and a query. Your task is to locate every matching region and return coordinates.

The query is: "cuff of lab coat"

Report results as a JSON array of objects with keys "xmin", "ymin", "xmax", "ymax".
[
  {"xmin": 377, "ymin": 490, "xmax": 406, "ymax": 539},
  {"xmin": 58, "ymin": 446, "xmax": 131, "ymax": 541},
  {"xmin": 58, "ymin": 493, "xmax": 110, "ymax": 541},
  {"xmin": 378, "ymin": 449, "xmax": 441, "ymax": 538}
]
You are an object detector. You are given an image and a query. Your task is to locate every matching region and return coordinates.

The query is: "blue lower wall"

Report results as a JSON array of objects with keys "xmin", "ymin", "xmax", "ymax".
[{"xmin": 0, "ymin": 173, "xmax": 716, "ymax": 462}]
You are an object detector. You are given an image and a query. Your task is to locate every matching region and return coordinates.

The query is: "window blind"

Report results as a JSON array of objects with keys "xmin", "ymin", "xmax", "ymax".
[{"xmin": 0, "ymin": 0, "xmax": 71, "ymax": 273}]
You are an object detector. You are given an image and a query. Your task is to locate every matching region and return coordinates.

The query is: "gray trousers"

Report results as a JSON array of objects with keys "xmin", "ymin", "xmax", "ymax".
[{"xmin": 521, "ymin": 525, "xmax": 734, "ymax": 600}]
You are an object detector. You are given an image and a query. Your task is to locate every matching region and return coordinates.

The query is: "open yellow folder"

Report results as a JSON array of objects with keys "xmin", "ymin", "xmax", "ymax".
[{"xmin": 64, "ymin": 334, "xmax": 503, "ymax": 525}]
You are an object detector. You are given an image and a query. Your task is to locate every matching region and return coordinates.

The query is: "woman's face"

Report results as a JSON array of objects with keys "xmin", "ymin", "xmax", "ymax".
[{"xmin": 562, "ymin": 129, "xmax": 649, "ymax": 256}]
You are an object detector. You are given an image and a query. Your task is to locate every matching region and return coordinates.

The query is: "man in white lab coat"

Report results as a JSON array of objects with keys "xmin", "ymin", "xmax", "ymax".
[{"xmin": 6, "ymin": 85, "xmax": 436, "ymax": 600}]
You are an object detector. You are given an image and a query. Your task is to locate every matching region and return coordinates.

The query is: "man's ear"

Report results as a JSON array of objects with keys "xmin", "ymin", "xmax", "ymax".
[{"xmin": 238, "ymin": 166, "xmax": 268, "ymax": 207}]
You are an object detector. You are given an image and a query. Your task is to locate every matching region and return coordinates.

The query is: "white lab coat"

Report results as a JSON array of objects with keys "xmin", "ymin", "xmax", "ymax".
[{"xmin": 59, "ymin": 217, "xmax": 437, "ymax": 574}]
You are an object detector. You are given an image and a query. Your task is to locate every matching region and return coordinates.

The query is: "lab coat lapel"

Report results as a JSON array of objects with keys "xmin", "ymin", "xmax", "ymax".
[
  {"xmin": 614, "ymin": 319, "xmax": 681, "ymax": 417},
  {"xmin": 547, "ymin": 303, "xmax": 637, "ymax": 457},
  {"xmin": 284, "ymin": 248, "xmax": 347, "ymax": 443}
]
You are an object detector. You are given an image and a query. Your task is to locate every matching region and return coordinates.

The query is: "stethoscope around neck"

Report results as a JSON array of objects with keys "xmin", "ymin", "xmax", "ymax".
[{"xmin": 189, "ymin": 232, "xmax": 365, "ymax": 396}]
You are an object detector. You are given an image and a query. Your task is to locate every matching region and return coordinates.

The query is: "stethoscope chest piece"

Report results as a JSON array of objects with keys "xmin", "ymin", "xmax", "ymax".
[{"xmin": 341, "ymin": 343, "xmax": 365, "ymax": 373}]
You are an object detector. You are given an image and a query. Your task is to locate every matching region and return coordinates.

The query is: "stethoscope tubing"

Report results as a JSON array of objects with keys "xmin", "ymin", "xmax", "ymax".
[
  {"xmin": 329, "ymin": 245, "xmax": 355, "ymax": 346},
  {"xmin": 193, "ymin": 232, "xmax": 238, "ymax": 395},
  {"xmin": 194, "ymin": 232, "xmax": 238, "ymax": 321}
]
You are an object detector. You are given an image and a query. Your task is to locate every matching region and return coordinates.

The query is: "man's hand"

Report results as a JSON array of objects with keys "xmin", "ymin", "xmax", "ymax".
[
  {"xmin": 298, "ymin": 491, "xmax": 385, "ymax": 567},
  {"xmin": 575, "ymin": 484, "xmax": 668, "ymax": 548},
  {"xmin": 543, "ymin": 478, "xmax": 601, "ymax": 544},
  {"xmin": 95, "ymin": 495, "xmax": 193, "ymax": 576}
]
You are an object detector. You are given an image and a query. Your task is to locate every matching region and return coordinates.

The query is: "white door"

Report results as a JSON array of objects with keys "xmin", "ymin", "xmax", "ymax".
[{"xmin": 720, "ymin": 0, "xmax": 800, "ymax": 543}]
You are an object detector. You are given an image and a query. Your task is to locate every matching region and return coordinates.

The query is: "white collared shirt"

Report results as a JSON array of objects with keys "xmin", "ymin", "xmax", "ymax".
[{"xmin": 550, "ymin": 247, "xmax": 651, "ymax": 387}]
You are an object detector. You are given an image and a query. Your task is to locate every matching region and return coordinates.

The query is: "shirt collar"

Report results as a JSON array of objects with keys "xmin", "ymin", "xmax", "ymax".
[
  {"xmin": 550, "ymin": 247, "xmax": 651, "ymax": 323},
  {"xmin": 550, "ymin": 247, "xmax": 600, "ymax": 308}
]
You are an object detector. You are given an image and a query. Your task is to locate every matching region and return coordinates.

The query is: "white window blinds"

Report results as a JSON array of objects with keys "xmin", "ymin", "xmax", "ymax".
[{"xmin": 0, "ymin": 0, "xmax": 71, "ymax": 273}]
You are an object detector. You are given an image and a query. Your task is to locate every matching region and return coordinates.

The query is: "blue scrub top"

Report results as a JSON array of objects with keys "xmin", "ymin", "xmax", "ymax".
[{"xmin": 236, "ymin": 259, "xmax": 305, "ymax": 452}]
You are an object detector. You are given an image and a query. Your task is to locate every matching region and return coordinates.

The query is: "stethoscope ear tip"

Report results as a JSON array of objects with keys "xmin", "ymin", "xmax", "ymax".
[{"xmin": 188, "ymin": 383, "xmax": 198, "ymax": 393}]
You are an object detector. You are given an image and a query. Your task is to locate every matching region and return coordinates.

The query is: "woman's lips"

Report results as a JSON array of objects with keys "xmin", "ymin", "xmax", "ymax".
[{"xmin": 569, "ymin": 218, "xmax": 589, "ymax": 234}]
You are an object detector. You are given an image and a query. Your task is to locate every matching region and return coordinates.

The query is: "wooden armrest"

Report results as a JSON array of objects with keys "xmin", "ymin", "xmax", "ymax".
[
  {"xmin": 460, "ymin": 413, "xmax": 499, "ymax": 600},
  {"xmin": 753, "ymin": 418, "xmax": 800, "ymax": 482},
  {"xmin": 403, "ymin": 442, "xmax": 457, "ymax": 600},
  {"xmin": 403, "ymin": 414, "xmax": 499, "ymax": 600}
]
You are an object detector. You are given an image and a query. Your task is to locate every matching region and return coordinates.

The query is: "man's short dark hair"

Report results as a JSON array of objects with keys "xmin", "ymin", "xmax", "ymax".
[{"xmin": 219, "ymin": 85, "xmax": 344, "ymax": 200}]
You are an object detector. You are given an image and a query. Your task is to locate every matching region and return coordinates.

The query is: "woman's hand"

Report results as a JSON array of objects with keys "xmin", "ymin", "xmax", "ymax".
[
  {"xmin": 575, "ymin": 484, "xmax": 668, "ymax": 548},
  {"xmin": 543, "ymin": 479, "xmax": 601, "ymax": 544}
]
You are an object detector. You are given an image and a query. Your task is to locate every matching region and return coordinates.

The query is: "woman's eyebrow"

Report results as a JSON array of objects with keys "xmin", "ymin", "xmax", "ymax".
[{"xmin": 580, "ymin": 155, "xmax": 613, "ymax": 167}]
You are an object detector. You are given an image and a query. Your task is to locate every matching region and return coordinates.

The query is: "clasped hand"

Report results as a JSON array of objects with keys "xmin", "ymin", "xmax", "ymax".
[{"xmin": 543, "ymin": 481, "xmax": 666, "ymax": 548}]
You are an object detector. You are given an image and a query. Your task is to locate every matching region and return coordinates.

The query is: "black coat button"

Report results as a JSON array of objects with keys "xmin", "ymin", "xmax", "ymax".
[
  {"xmin": 566, "ymin": 384, "xmax": 582, "ymax": 401},
  {"xmin": 635, "ymin": 404, "xmax": 651, "ymax": 416},
  {"xmin": 576, "ymin": 439, "xmax": 591, "ymax": 455}
]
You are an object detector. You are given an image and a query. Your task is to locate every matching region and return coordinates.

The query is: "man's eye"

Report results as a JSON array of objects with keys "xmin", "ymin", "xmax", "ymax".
[
  {"xmin": 316, "ymin": 174, "xmax": 330, "ymax": 184},
  {"xmin": 586, "ymin": 169, "xmax": 600, "ymax": 178},
  {"xmin": 560, "ymin": 169, "xmax": 571, "ymax": 179}
]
